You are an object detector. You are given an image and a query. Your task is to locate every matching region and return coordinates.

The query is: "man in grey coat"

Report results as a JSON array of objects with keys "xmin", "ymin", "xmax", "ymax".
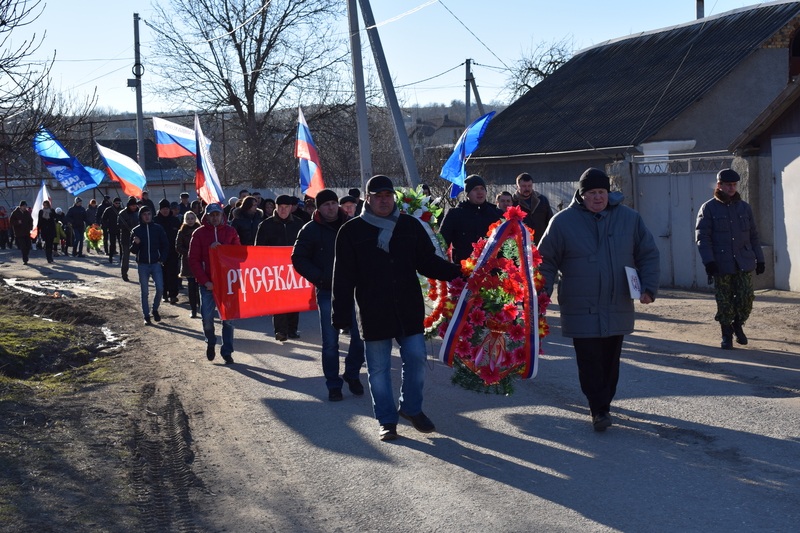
[
  {"xmin": 538, "ymin": 168, "xmax": 660, "ymax": 432},
  {"xmin": 696, "ymin": 169, "xmax": 764, "ymax": 349}
]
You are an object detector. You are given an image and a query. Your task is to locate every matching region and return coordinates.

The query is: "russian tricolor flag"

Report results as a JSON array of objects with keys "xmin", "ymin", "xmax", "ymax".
[
  {"xmin": 295, "ymin": 107, "xmax": 324, "ymax": 198},
  {"xmin": 153, "ymin": 116, "xmax": 209, "ymax": 158},
  {"xmin": 194, "ymin": 114, "xmax": 225, "ymax": 206},
  {"xmin": 95, "ymin": 142, "xmax": 147, "ymax": 198}
]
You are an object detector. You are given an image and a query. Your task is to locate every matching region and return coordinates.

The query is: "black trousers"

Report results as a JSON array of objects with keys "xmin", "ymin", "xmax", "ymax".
[
  {"xmin": 106, "ymin": 229, "xmax": 118, "ymax": 259},
  {"xmin": 273, "ymin": 312, "xmax": 299, "ymax": 335},
  {"xmin": 572, "ymin": 335, "xmax": 625, "ymax": 416},
  {"xmin": 163, "ymin": 253, "xmax": 181, "ymax": 299}
]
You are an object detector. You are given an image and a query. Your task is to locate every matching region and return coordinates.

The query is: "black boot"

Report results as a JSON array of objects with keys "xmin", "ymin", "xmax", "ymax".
[
  {"xmin": 721, "ymin": 324, "xmax": 734, "ymax": 350},
  {"xmin": 732, "ymin": 319, "xmax": 748, "ymax": 345}
]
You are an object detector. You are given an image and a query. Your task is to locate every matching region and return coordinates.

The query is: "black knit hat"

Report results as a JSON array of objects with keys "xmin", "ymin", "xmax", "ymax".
[
  {"xmin": 127, "ymin": 196, "xmax": 138, "ymax": 207},
  {"xmin": 113, "ymin": 197, "xmax": 121, "ymax": 203},
  {"xmin": 138, "ymin": 205, "xmax": 152, "ymax": 216},
  {"xmin": 464, "ymin": 175, "xmax": 486, "ymax": 194},
  {"xmin": 315, "ymin": 189, "xmax": 338, "ymax": 207},
  {"xmin": 717, "ymin": 169, "xmax": 740, "ymax": 183},
  {"xmin": 159, "ymin": 198, "xmax": 170, "ymax": 209},
  {"xmin": 578, "ymin": 168, "xmax": 610, "ymax": 195}
]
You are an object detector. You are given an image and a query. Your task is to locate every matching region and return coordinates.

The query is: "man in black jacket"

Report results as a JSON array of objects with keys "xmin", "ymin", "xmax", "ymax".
[
  {"xmin": 293, "ymin": 189, "xmax": 365, "ymax": 402},
  {"xmin": 154, "ymin": 198, "xmax": 182, "ymax": 303},
  {"xmin": 131, "ymin": 206, "xmax": 169, "ymax": 325},
  {"xmin": 513, "ymin": 172, "xmax": 553, "ymax": 246},
  {"xmin": 118, "ymin": 197, "xmax": 140, "ymax": 281},
  {"xmin": 101, "ymin": 197, "xmax": 122, "ymax": 264},
  {"xmin": 96, "ymin": 196, "xmax": 112, "ymax": 255},
  {"xmin": 256, "ymin": 194, "xmax": 305, "ymax": 341},
  {"xmin": 332, "ymin": 175, "xmax": 463, "ymax": 441},
  {"xmin": 439, "ymin": 174, "xmax": 503, "ymax": 263},
  {"xmin": 66, "ymin": 197, "xmax": 87, "ymax": 257}
]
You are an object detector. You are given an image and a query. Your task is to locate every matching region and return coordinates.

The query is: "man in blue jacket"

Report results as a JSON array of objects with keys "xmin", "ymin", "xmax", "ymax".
[
  {"xmin": 293, "ymin": 189, "xmax": 365, "ymax": 402},
  {"xmin": 538, "ymin": 168, "xmax": 660, "ymax": 432},
  {"xmin": 131, "ymin": 206, "xmax": 169, "ymax": 325},
  {"xmin": 696, "ymin": 169, "xmax": 764, "ymax": 350}
]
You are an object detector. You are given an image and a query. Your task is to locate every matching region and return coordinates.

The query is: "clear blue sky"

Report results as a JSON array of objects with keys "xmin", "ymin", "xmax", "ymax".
[{"xmin": 24, "ymin": 0, "xmax": 763, "ymax": 113}]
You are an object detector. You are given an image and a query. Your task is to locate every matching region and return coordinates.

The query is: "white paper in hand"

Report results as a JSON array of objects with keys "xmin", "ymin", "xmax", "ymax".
[{"xmin": 625, "ymin": 266, "xmax": 641, "ymax": 299}]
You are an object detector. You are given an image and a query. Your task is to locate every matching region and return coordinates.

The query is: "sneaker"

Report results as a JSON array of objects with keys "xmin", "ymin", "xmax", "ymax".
[
  {"xmin": 398, "ymin": 409, "xmax": 436, "ymax": 433},
  {"xmin": 328, "ymin": 388, "xmax": 343, "ymax": 402},
  {"xmin": 206, "ymin": 344, "xmax": 216, "ymax": 361},
  {"xmin": 152, "ymin": 309, "xmax": 161, "ymax": 322},
  {"xmin": 288, "ymin": 331, "xmax": 300, "ymax": 339},
  {"xmin": 223, "ymin": 355, "xmax": 234, "ymax": 365},
  {"xmin": 592, "ymin": 412, "xmax": 612, "ymax": 432},
  {"xmin": 275, "ymin": 332, "xmax": 287, "ymax": 342},
  {"xmin": 344, "ymin": 377, "xmax": 365, "ymax": 396},
  {"xmin": 143, "ymin": 316, "xmax": 152, "ymax": 326},
  {"xmin": 379, "ymin": 423, "xmax": 398, "ymax": 441}
]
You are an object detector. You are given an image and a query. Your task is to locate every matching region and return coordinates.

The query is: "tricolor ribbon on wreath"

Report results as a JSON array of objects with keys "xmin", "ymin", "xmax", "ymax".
[{"xmin": 437, "ymin": 206, "xmax": 548, "ymax": 394}]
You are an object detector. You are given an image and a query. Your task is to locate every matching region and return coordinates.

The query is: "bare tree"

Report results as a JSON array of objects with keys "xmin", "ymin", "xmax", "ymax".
[
  {"xmin": 149, "ymin": 0, "xmax": 352, "ymax": 187},
  {"xmin": 505, "ymin": 36, "xmax": 574, "ymax": 101}
]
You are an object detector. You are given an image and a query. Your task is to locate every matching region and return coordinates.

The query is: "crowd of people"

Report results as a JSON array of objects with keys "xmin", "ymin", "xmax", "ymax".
[{"xmin": 1, "ymin": 167, "xmax": 764, "ymax": 440}]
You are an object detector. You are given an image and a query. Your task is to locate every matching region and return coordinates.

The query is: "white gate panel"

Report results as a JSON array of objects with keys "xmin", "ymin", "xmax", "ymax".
[{"xmin": 771, "ymin": 136, "xmax": 800, "ymax": 291}]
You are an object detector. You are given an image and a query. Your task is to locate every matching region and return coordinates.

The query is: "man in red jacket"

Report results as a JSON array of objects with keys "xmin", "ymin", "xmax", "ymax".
[{"xmin": 188, "ymin": 203, "xmax": 241, "ymax": 364}]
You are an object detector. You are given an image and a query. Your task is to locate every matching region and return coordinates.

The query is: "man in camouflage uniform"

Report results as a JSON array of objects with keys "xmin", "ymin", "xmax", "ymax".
[{"xmin": 696, "ymin": 169, "xmax": 765, "ymax": 349}]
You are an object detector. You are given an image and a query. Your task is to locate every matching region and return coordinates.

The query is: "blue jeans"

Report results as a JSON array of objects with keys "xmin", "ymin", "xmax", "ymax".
[
  {"xmin": 364, "ymin": 333, "xmax": 427, "ymax": 425},
  {"xmin": 200, "ymin": 285, "xmax": 234, "ymax": 357},
  {"xmin": 137, "ymin": 262, "xmax": 163, "ymax": 317},
  {"xmin": 316, "ymin": 289, "xmax": 365, "ymax": 390}
]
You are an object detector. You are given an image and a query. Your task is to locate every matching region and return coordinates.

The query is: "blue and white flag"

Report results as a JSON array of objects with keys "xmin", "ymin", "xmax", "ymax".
[
  {"xmin": 32, "ymin": 127, "xmax": 104, "ymax": 195},
  {"xmin": 440, "ymin": 111, "xmax": 495, "ymax": 198}
]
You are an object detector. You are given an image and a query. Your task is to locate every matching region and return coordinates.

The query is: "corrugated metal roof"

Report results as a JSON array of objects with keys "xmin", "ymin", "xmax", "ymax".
[{"xmin": 475, "ymin": 2, "xmax": 800, "ymax": 158}]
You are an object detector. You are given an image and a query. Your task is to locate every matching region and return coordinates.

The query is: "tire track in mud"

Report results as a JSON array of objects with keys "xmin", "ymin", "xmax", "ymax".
[{"xmin": 133, "ymin": 383, "xmax": 204, "ymax": 533}]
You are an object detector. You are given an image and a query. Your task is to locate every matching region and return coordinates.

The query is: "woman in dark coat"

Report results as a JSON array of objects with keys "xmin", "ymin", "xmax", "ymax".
[
  {"xmin": 230, "ymin": 196, "xmax": 263, "ymax": 245},
  {"xmin": 176, "ymin": 211, "xmax": 202, "ymax": 318},
  {"xmin": 37, "ymin": 200, "xmax": 58, "ymax": 263}
]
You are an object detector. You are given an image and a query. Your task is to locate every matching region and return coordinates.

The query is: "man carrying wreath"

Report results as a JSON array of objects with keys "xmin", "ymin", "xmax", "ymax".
[{"xmin": 332, "ymin": 175, "xmax": 462, "ymax": 441}]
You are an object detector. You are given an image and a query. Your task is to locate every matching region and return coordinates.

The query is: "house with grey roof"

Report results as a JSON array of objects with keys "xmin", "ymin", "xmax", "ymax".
[{"xmin": 472, "ymin": 1, "xmax": 800, "ymax": 291}]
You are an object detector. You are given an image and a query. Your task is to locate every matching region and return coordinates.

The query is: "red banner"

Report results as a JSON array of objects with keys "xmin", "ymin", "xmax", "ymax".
[{"xmin": 209, "ymin": 245, "xmax": 317, "ymax": 320}]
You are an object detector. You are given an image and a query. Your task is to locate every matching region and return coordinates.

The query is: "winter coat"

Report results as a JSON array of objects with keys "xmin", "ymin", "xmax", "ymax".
[
  {"xmin": 86, "ymin": 206, "xmax": 98, "ymax": 226},
  {"xmin": 512, "ymin": 191, "xmax": 553, "ymax": 245},
  {"xmin": 96, "ymin": 202, "xmax": 112, "ymax": 227},
  {"xmin": 117, "ymin": 207, "xmax": 140, "ymax": 246},
  {"xmin": 696, "ymin": 189, "xmax": 764, "ymax": 276},
  {"xmin": 292, "ymin": 209, "xmax": 347, "ymax": 291},
  {"xmin": 176, "ymin": 223, "xmax": 201, "ymax": 278},
  {"xmin": 130, "ymin": 221, "xmax": 169, "ymax": 265},
  {"xmin": 230, "ymin": 208, "xmax": 264, "ymax": 246},
  {"xmin": 332, "ymin": 213, "xmax": 463, "ymax": 341},
  {"xmin": 187, "ymin": 217, "xmax": 240, "ymax": 286},
  {"xmin": 101, "ymin": 205, "xmax": 122, "ymax": 231},
  {"xmin": 37, "ymin": 210, "xmax": 57, "ymax": 241},
  {"xmin": 439, "ymin": 199, "xmax": 503, "ymax": 263},
  {"xmin": 10, "ymin": 207, "xmax": 33, "ymax": 238},
  {"xmin": 0, "ymin": 207, "xmax": 9, "ymax": 232},
  {"xmin": 255, "ymin": 214, "xmax": 304, "ymax": 247},
  {"xmin": 66, "ymin": 204, "xmax": 87, "ymax": 231},
  {"xmin": 154, "ymin": 212, "xmax": 181, "ymax": 254},
  {"xmin": 537, "ymin": 191, "xmax": 660, "ymax": 338}
]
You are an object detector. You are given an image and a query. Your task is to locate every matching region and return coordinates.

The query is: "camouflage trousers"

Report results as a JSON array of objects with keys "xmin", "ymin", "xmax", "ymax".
[{"xmin": 713, "ymin": 271, "xmax": 754, "ymax": 326}]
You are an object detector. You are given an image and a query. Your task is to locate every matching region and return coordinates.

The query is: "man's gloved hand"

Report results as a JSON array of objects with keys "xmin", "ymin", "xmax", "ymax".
[
  {"xmin": 756, "ymin": 262, "xmax": 765, "ymax": 275},
  {"xmin": 704, "ymin": 261, "xmax": 718, "ymax": 277}
]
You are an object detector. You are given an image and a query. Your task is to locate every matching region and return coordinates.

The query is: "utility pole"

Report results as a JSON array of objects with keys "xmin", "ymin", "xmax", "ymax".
[
  {"xmin": 358, "ymin": 0, "xmax": 420, "ymax": 188},
  {"xmin": 128, "ymin": 13, "xmax": 146, "ymax": 172},
  {"xmin": 347, "ymin": 0, "xmax": 373, "ymax": 190},
  {"xmin": 465, "ymin": 59, "xmax": 485, "ymax": 122},
  {"xmin": 465, "ymin": 59, "xmax": 471, "ymax": 125}
]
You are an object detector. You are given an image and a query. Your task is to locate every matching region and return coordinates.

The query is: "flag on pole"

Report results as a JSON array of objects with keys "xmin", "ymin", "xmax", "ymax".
[
  {"xmin": 152, "ymin": 116, "xmax": 210, "ymax": 158},
  {"xmin": 439, "ymin": 111, "xmax": 496, "ymax": 198},
  {"xmin": 32, "ymin": 127, "xmax": 105, "ymax": 196},
  {"xmin": 194, "ymin": 114, "xmax": 225, "ymax": 206},
  {"xmin": 95, "ymin": 142, "xmax": 147, "ymax": 198},
  {"xmin": 30, "ymin": 180, "xmax": 52, "ymax": 240},
  {"xmin": 295, "ymin": 107, "xmax": 325, "ymax": 198}
]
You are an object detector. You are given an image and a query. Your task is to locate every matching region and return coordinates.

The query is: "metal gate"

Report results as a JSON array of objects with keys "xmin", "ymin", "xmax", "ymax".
[{"xmin": 634, "ymin": 155, "xmax": 733, "ymax": 289}]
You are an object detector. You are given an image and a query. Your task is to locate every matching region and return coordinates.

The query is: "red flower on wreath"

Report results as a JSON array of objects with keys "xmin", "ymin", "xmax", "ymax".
[
  {"xmin": 420, "ymin": 211, "xmax": 433, "ymax": 222},
  {"xmin": 468, "ymin": 307, "xmax": 486, "ymax": 325},
  {"xmin": 508, "ymin": 323, "xmax": 526, "ymax": 342},
  {"xmin": 503, "ymin": 205, "xmax": 526, "ymax": 222}
]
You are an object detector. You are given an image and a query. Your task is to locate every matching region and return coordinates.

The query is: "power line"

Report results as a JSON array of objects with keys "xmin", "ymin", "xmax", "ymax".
[
  {"xmin": 437, "ymin": 1, "xmax": 509, "ymax": 70},
  {"xmin": 395, "ymin": 62, "xmax": 464, "ymax": 88}
]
